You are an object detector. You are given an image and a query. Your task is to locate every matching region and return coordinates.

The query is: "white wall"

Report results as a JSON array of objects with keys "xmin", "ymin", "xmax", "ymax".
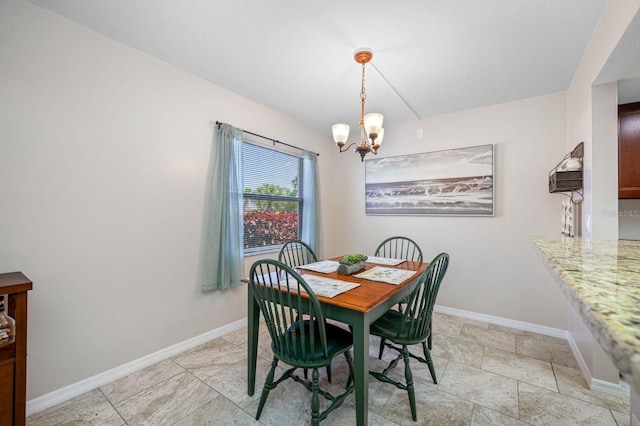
[
  {"xmin": 329, "ymin": 93, "xmax": 569, "ymax": 328},
  {"xmin": 591, "ymin": 82, "xmax": 620, "ymax": 239},
  {"xmin": 0, "ymin": 0, "xmax": 335, "ymax": 399}
]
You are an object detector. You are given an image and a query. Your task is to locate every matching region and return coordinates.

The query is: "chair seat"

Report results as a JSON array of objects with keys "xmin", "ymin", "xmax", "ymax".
[
  {"xmin": 274, "ymin": 320, "xmax": 353, "ymax": 368},
  {"xmin": 370, "ymin": 310, "xmax": 429, "ymax": 346}
]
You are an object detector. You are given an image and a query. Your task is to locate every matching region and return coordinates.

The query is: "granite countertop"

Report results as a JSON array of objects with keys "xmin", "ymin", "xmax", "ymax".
[{"xmin": 530, "ymin": 236, "xmax": 640, "ymax": 393}]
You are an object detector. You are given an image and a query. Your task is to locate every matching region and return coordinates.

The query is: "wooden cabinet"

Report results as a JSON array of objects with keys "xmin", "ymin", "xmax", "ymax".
[
  {"xmin": 619, "ymin": 102, "xmax": 640, "ymax": 198},
  {"xmin": 0, "ymin": 272, "xmax": 32, "ymax": 426}
]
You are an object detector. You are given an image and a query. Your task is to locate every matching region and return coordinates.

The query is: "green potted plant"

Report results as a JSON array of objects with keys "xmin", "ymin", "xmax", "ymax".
[{"xmin": 337, "ymin": 253, "xmax": 368, "ymax": 275}]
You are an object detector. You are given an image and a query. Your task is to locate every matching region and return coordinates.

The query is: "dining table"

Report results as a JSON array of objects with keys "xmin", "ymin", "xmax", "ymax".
[{"xmin": 245, "ymin": 256, "xmax": 429, "ymax": 426}]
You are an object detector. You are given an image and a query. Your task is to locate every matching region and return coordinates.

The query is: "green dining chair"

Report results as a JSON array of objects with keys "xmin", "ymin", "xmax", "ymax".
[
  {"xmin": 369, "ymin": 252, "xmax": 449, "ymax": 422},
  {"xmin": 374, "ymin": 236, "xmax": 424, "ymax": 359},
  {"xmin": 374, "ymin": 236, "xmax": 423, "ymax": 264},
  {"xmin": 249, "ymin": 259, "xmax": 354, "ymax": 426},
  {"xmin": 279, "ymin": 239, "xmax": 318, "ymax": 268},
  {"xmin": 278, "ymin": 239, "xmax": 332, "ymax": 382}
]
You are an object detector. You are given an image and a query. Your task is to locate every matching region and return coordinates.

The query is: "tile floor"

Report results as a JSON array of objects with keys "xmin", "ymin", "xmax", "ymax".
[{"xmin": 27, "ymin": 312, "xmax": 631, "ymax": 425}]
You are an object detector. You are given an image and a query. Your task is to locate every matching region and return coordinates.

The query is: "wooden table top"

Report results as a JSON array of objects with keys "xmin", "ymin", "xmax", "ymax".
[{"xmin": 246, "ymin": 258, "xmax": 428, "ymax": 314}]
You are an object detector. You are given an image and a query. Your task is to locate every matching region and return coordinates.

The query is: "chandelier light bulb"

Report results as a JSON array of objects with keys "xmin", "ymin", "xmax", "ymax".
[
  {"xmin": 364, "ymin": 113, "xmax": 384, "ymax": 136},
  {"xmin": 332, "ymin": 123, "xmax": 350, "ymax": 146}
]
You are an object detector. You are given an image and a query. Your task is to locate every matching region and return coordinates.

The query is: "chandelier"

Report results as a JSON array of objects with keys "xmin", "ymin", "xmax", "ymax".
[{"xmin": 332, "ymin": 48, "xmax": 384, "ymax": 162}]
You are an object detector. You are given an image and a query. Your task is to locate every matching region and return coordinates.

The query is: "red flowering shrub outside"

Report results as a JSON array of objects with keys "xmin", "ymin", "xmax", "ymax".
[{"xmin": 244, "ymin": 211, "xmax": 298, "ymax": 248}]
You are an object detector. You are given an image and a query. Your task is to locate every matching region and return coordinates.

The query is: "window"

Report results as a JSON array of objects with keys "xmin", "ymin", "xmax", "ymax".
[{"xmin": 243, "ymin": 142, "xmax": 303, "ymax": 253}]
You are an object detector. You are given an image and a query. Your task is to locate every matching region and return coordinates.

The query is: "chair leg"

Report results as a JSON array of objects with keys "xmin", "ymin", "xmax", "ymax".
[
  {"xmin": 422, "ymin": 341, "xmax": 438, "ymax": 384},
  {"xmin": 378, "ymin": 338, "xmax": 387, "ymax": 359},
  {"xmin": 256, "ymin": 356, "xmax": 278, "ymax": 420},
  {"xmin": 402, "ymin": 345, "xmax": 417, "ymax": 421},
  {"xmin": 306, "ymin": 366, "xmax": 331, "ymax": 382},
  {"xmin": 311, "ymin": 368, "xmax": 320, "ymax": 426},
  {"xmin": 345, "ymin": 350, "xmax": 354, "ymax": 389}
]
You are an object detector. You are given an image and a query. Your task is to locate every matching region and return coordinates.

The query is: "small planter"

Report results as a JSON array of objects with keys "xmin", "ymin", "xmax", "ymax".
[{"xmin": 337, "ymin": 262, "xmax": 366, "ymax": 275}]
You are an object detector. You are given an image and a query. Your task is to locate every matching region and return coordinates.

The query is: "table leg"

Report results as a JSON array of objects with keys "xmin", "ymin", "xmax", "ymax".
[
  {"xmin": 352, "ymin": 313, "xmax": 370, "ymax": 426},
  {"xmin": 247, "ymin": 289, "xmax": 259, "ymax": 396}
]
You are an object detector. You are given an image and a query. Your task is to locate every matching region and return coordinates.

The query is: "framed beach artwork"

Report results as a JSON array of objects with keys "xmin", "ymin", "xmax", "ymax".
[{"xmin": 365, "ymin": 144, "xmax": 495, "ymax": 216}]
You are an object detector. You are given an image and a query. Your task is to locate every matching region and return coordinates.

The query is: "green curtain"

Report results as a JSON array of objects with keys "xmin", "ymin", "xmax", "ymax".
[
  {"xmin": 202, "ymin": 123, "xmax": 244, "ymax": 290},
  {"xmin": 301, "ymin": 150, "xmax": 322, "ymax": 259}
]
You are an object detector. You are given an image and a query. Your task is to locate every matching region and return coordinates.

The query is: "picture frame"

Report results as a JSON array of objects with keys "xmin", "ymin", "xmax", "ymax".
[{"xmin": 365, "ymin": 144, "xmax": 495, "ymax": 216}]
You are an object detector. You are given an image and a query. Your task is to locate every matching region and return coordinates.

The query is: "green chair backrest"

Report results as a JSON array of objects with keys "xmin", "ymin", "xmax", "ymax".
[
  {"xmin": 375, "ymin": 236, "xmax": 423, "ymax": 262},
  {"xmin": 397, "ymin": 253, "xmax": 449, "ymax": 342},
  {"xmin": 278, "ymin": 240, "xmax": 318, "ymax": 268},
  {"xmin": 249, "ymin": 259, "xmax": 328, "ymax": 363}
]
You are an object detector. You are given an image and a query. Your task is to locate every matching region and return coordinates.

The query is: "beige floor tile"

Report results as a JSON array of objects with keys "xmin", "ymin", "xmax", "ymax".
[
  {"xmin": 438, "ymin": 361, "xmax": 519, "ymax": 418},
  {"xmin": 518, "ymin": 382, "xmax": 618, "ymax": 425},
  {"xmin": 323, "ymin": 407, "xmax": 400, "ymax": 426},
  {"xmin": 243, "ymin": 374, "xmax": 337, "ymax": 425},
  {"xmin": 553, "ymin": 364, "xmax": 630, "ymax": 413},
  {"xmin": 379, "ymin": 384, "xmax": 474, "ymax": 425},
  {"xmin": 27, "ymin": 388, "xmax": 125, "ymax": 426},
  {"xmin": 27, "ymin": 312, "xmax": 626, "ymax": 426},
  {"xmin": 470, "ymin": 405, "xmax": 529, "ymax": 426},
  {"xmin": 172, "ymin": 337, "xmax": 246, "ymax": 381},
  {"xmin": 515, "ymin": 335, "xmax": 578, "ymax": 368},
  {"xmin": 488, "ymin": 323, "xmax": 543, "ymax": 339},
  {"xmin": 173, "ymin": 396, "xmax": 260, "ymax": 425},
  {"xmin": 433, "ymin": 312, "xmax": 490, "ymax": 329},
  {"xmin": 341, "ymin": 358, "xmax": 398, "ymax": 414},
  {"xmin": 482, "ymin": 347, "xmax": 557, "ymax": 391},
  {"xmin": 220, "ymin": 326, "xmax": 250, "ymax": 345},
  {"xmin": 430, "ymin": 333, "xmax": 485, "ymax": 368},
  {"xmin": 611, "ymin": 409, "xmax": 631, "ymax": 426},
  {"xmin": 240, "ymin": 330, "xmax": 276, "ymax": 362},
  {"xmin": 543, "ymin": 334, "xmax": 570, "ymax": 346},
  {"xmin": 460, "ymin": 324, "xmax": 516, "ymax": 353},
  {"xmin": 432, "ymin": 313, "xmax": 464, "ymax": 337},
  {"xmin": 100, "ymin": 358, "xmax": 185, "ymax": 404},
  {"xmin": 114, "ymin": 371, "xmax": 219, "ymax": 425},
  {"xmin": 206, "ymin": 355, "xmax": 289, "ymax": 409}
]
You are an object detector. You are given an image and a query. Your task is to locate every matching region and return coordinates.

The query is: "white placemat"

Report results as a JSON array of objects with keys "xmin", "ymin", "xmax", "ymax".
[
  {"xmin": 298, "ymin": 260, "xmax": 340, "ymax": 274},
  {"xmin": 354, "ymin": 266, "xmax": 417, "ymax": 285},
  {"xmin": 366, "ymin": 256, "xmax": 406, "ymax": 266},
  {"xmin": 294, "ymin": 275, "xmax": 360, "ymax": 298}
]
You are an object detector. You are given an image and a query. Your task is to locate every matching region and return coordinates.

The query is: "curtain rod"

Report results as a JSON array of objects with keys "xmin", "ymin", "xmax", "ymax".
[{"xmin": 214, "ymin": 121, "xmax": 319, "ymax": 156}]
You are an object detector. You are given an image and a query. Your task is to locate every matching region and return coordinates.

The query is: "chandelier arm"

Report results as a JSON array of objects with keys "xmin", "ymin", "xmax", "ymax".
[{"xmin": 338, "ymin": 142, "xmax": 357, "ymax": 153}]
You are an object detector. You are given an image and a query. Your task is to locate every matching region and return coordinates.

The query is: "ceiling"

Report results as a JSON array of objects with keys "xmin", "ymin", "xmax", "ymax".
[{"xmin": 27, "ymin": 0, "xmax": 629, "ymax": 135}]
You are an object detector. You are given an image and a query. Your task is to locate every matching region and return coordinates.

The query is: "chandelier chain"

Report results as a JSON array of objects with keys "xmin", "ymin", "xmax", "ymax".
[{"xmin": 360, "ymin": 62, "xmax": 367, "ymax": 101}]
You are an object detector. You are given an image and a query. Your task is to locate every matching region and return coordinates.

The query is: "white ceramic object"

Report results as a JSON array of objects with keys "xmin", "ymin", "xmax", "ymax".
[{"xmin": 559, "ymin": 158, "xmax": 582, "ymax": 171}]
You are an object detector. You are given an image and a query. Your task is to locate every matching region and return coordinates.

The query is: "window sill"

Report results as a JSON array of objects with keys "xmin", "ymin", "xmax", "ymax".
[{"xmin": 244, "ymin": 246, "xmax": 281, "ymax": 258}]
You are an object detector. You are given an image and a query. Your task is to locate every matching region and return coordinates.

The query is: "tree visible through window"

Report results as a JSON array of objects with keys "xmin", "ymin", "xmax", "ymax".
[{"xmin": 243, "ymin": 142, "xmax": 302, "ymax": 251}]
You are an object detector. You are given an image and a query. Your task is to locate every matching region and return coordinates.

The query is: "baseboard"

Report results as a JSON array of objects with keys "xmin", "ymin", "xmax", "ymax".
[
  {"xmin": 591, "ymin": 378, "xmax": 630, "ymax": 400},
  {"xmin": 566, "ymin": 331, "xmax": 630, "ymax": 400},
  {"xmin": 26, "ymin": 318, "xmax": 247, "ymax": 416},
  {"xmin": 433, "ymin": 305, "xmax": 569, "ymax": 340}
]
